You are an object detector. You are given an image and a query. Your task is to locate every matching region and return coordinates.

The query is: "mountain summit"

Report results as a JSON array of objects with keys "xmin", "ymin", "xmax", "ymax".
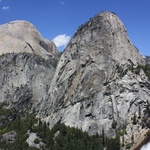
[
  {"xmin": 39, "ymin": 11, "xmax": 149, "ymax": 145},
  {"xmin": 0, "ymin": 20, "xmax": 59, "ymax": 58}
]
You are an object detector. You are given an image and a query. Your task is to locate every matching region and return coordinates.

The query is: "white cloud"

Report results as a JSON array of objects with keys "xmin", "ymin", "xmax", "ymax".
[
  {"xmin": 52, "ymin": 34, "xmax": 71, "ymax": 48},
  {"xmin": 2, "ymin": 6, "xmax": 9, "ymax": 10}
]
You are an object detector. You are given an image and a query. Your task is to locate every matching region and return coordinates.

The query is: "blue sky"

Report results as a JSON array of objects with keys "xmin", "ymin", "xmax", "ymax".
[{"xmin": 0, "ymin": 0, "xmax": 150, "ymax": 56}]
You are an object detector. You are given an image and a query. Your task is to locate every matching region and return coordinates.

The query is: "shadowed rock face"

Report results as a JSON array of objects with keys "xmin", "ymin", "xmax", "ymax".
[
  {"xmin": 0, "ymin": 20, "xmax": 59, "ymax": 58},
  {"xmin": 0, "ymin": 20, "xmax": 60, "ymax": 113},
  {"xmin": 0, "ymin": 53, "xmax": 55, "ymax": 112},
  {"xmin": 39, "ymin": 12, "xmax": 149, "ymax": 142}
]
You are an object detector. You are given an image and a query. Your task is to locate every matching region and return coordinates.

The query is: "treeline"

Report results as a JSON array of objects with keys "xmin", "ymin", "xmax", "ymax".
[
  {"xmin": 0, "ymin": 106, "xmax": 120, "ymax": 150},
  {"xmin": 0, "ymin": 111, "xmax": 37, "ymax": 149}
]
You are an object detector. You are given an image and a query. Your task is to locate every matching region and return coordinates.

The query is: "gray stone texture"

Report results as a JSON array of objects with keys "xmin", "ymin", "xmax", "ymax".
[
  {"xmin": 0, "ymin": 20, "xmax": 60, "ymax": 59},
  {"xmin": 0, "ymin": 20, "xmax": 60, "ymax": 112},
  {"xmin": 0, "ymin": 11, "xmax": 150, "ymax": 147},
  {"xmin": 39, "ymin": 12, "xmax": 149, "ymax": 140}
]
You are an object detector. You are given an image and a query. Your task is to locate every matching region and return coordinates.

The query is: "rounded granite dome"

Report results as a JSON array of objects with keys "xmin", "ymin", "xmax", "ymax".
[{"xmin": 0, "ymin": 20, "xmax": 59, "ymax": 58}]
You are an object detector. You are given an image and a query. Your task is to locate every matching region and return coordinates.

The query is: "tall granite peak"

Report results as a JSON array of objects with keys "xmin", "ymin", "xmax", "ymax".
[
  {"xmin": 66, "ymin": 11, "xmax": 144, "ymax": 65},
  {"xmin": 40, "ymin": 12, "xmax": 149, "ymax": 145},
  {"xmin": 42, "ymin": 11, "xmax": 145, "ymax": 113},
  {"xmin": 0, "ymin": 20, "xmax": 59, "ymax": 58}
]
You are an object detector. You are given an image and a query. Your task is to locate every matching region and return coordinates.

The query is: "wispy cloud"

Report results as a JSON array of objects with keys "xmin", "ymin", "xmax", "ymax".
[
  {"xmin": 0, "ymin": 0, "xmax": 2, "ymax": 2},
  {"xmin": 60, "ymin": 1, "xmax": 65, "ymax": 5},
  {"xmin": 2, "ymin": 6, "xmax": 10, "ymax": 10},
  {"xmin": 52, "ymin": 34, "xmax": 71, "ymax": 48}
]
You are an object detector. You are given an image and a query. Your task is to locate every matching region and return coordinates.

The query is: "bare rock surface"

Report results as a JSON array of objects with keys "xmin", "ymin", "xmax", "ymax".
[
  {"xmin": 26, "ymin": 132, "xmax": 44, "ymax": 149},
  {"xmin": 0, "ymin": 20, "xmax": 60, "ymax": 58},
  {"xmin": 39, "ymin": 12, "xmax": 150, "ymax": 142},
  {"xmin": 0, "ymin": 53, "xmax": 56, "ymax": 112},
  {"xmin": 0, "ymin": 20, "xmax": 60, "ymax": 112},
  {"xmin": 1, "ymin": 131, "xmax": 17, "ymax": 143}
]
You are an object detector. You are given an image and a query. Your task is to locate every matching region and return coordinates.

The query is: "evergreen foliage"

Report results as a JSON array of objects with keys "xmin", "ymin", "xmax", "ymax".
[
  {"xmin": 0, "ymin": 105, "xmax": 121, "ymax": 150},
  {"xmin": 142, "ymin": 105, "xmax": 150, "ymax": 128},
  {"xmin": 111, "ymin": 120, "xmax": 117, "ymax": 129},
  {"xmin": 132, "ymin": 64, "xmax": 150, "ymax": 80},
  {"xmin": 131, "ymin": 113, "xmax": 137, "ymax": 125},
  {"xmin": 49, "ymin": 57, "xmax": 59, "ymax": 68},
  {"xmin": 0, "ymin": 109, "xmax": 37, "ymax": 150}
]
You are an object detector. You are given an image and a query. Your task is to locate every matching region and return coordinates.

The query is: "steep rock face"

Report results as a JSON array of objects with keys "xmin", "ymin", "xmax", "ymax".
[
  {"xmin": 0, "ymin": 20, "xmax": 60, "ymax": 58},
  {"xmin": 44, "ymin": 39, "xmax": 60, "ymax": 57},
  {"xmin": 40, "ymin": 11, "xmax": 150, "ymax": 141},
  {"xmin": 0, "ymin": 20, "xmax": 60, "ymax": 112},
  {"xmin": 0, "ymin": 53, "xmax": 56, "ymax": 112}
]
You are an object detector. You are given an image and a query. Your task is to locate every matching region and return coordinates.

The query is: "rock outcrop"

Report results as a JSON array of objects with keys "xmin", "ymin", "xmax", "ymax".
[
  {"xmin": 0, "ymin": 20, "xmax": 60, "ymax": 112},
  {"xmin": 0, "ymin": 53, "xmax": 57, "ymax": 112},
  {"xmin": 1, "ymin": 131, "xmax": 17, "ymax": 143},
  {"xmin": 39, "ymin": 12, "xmax": 150, "ymax": 145},
  {"xmin": 0, "ymin": 20, "xmax": 60, "ymax": 59}
]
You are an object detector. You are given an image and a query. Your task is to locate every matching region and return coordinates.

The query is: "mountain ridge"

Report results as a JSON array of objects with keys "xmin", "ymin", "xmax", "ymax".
[{"xmin": 0, "ymin": 11, "xmax": 150, "ymax": 149}]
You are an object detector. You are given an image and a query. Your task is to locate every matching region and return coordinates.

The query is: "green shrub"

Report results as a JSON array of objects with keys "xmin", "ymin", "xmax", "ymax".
[
  {"xmin": 34, "ymin": 138, "xmax": 40, "ymax": 144},
  {"xmin": 112, "ymin": 120, "xmax": 117, "ymax": 129},
  {"xmin": 131, "ymin": 113, "xmax": 137, "ymax": 125},
  {"xmin": 118, "ymin": 129, "xmax": 126, "ymax": 136},
  {"xmin": 126, "ymin": 143, "xmax": 132, "ymax": 149},
  {"xmin": 133, "ymin": 64, "xmax": 150, "ymax": 80},
  {"xmin": 50, "ymin": 57, "xmax": 59, "ymax": 68},
  {"xmin": 28, "ymin": 146, "xmax": 39, "ymax": 150},
  {"xmin": 32, "ymin": 125, "xmax": 39, "ymax": 133}
]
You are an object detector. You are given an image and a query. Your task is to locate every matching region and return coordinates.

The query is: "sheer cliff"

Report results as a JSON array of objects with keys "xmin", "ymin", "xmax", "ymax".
[{"xmin": 39, "ymin": 11, "xmax": 150, "ymax": 146}]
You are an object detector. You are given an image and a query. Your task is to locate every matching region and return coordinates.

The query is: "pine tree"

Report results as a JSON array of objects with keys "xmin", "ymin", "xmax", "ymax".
[{"xmin": 102, "ymin": 127, "xmax": 105, "ymax": 147}]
